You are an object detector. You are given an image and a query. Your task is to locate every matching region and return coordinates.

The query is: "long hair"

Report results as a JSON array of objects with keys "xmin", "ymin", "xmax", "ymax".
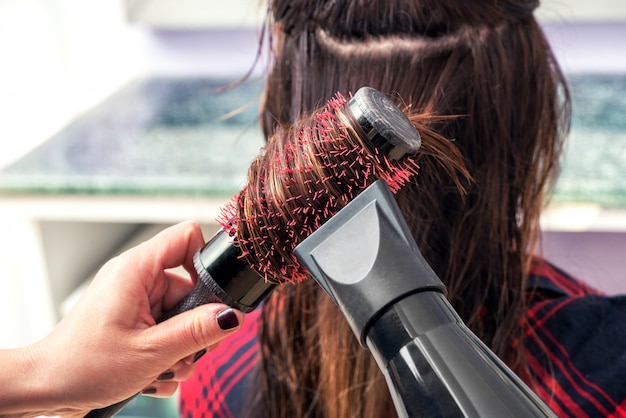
[{"xmin": 252, "ymin": 0, "xmax": 571, "ymax": 416}]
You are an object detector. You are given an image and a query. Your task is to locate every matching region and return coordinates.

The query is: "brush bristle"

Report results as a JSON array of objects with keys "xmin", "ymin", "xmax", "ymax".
[{"xmin": 217, "ymin": 92, "xmax": 420, "ymax": 284}]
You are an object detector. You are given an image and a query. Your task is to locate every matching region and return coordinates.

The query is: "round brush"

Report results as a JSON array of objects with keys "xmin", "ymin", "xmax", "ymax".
[
  {"xmin": 88, "ymin": 86, "xmax": 423, "ymax": 417},
  {"xmin": 182, "ymin": 86, "xmax": 423, "ymax": 316},
  {"xmin": 223, "ymin": 86, "xmax": 422, "ymax": 287}
]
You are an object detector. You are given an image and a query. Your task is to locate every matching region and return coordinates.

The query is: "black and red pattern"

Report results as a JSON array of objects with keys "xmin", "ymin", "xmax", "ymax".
[
  {"xmin": 180, "ymin": 308, "xmax": 262, "ymax": 418},
  {"xmin": 179, "ymin": 258, "xmax": 626, "ymax": 417},
  {"xmin": 522, "ymin": 259, "xmax": 626, "ymax": 417}
]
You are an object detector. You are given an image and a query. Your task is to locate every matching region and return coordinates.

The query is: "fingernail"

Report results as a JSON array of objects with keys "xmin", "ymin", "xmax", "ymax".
[
  {"xmin": 217, "ymin": 308, "xmax": 239, "ymax": 330},
  {"xmin": 141, "ymin": 386, "xmax": 157, "ymax": 395},
  {"xmin": 192, "ymin": 348, "xmax": 207, "ymax": 363},
  {"xmin": 157, "ymin": 370, "xmax": 175, "ymax": 381}
]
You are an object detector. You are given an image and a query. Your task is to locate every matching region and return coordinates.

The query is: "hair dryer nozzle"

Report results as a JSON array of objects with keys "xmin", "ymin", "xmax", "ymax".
[{"xmin": 294, "ymin": 179, "xmax": 445, "ymax": 345}]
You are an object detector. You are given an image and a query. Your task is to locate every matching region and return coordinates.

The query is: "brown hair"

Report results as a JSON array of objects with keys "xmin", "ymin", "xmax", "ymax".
[
  {"xmin": 251, "ymin": 0, "xmax": 571, "ymax": 416},
  {"xmin": 231, "ymin": 91, "xmax": 467, "ymax": 285}
]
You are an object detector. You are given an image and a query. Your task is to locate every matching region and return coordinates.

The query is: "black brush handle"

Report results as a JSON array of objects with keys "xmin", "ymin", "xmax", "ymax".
[
  {"xmin": 159, "ymin": 275, "xmax": 224, "ymax": 322},
  {"xmin": 84, "ymin": 279, "xmax": 220, "ymax": 417},
  {"xmin": 84, "ymin": 398, "xmax": 132, "ymax": 418},
  {"xmin": 86, "ymin": 230, "xmax": 275, "ymax": 418}
]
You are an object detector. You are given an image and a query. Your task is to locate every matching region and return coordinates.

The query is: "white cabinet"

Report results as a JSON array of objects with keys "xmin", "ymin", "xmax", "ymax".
[{"xmin": 0, "ymin": 194, "xmax": 225, "ymax": 348}]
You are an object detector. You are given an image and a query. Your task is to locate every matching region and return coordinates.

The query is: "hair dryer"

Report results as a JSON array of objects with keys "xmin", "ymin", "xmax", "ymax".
[{"xmin": 294, "ymin": 179, "xmax": 557, "ymax": 417}]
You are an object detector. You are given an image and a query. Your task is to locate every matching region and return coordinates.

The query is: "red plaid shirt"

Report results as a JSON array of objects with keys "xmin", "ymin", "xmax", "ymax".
[
  {"xmin": 520, "ymin": 260, "xmax": 626, "ymax": 417},
  {"xmin": 179, "ymin": 258, "xmax": 626, "ymax": 417}
]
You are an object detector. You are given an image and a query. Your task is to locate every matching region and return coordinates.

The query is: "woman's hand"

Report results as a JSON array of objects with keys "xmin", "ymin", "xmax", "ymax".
[{"xmin": 1, "ymin": 221, "xmax": 243, "ymax": 417}]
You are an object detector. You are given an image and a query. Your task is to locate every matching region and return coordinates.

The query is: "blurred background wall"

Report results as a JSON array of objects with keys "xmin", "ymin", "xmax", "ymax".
[
  {"xmin": 0, "ymin": 0, "xmax": 625, "ymax": 344},
  {"xmin": 1, "ymin": 0, "xmax": 625, "ymax": 169},
  {"xmin": 0, "ymin": 1, "xmax": 624, "ymax": 415}
]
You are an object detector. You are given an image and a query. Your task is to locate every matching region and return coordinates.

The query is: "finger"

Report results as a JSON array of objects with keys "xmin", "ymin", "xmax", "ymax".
[
  {"xmin": 153, "ymin": 361, "xmax": 197, "ymax": 384},
  {"xmin": 183, "ymin": 340, "xmax": 221, "ymax": 365},
  {"xmin": 149, "ymin": 270, "xmax": 196, "ymax": 320},
  {"xmin": 138, "ymin": 360, "xmax": 199, "ymax": 399},
  {"xmin": 160, "ymin": 270, "xmax": 196, "ymax": 312},
  {"xmin": 140, "ymin": 381, "xmax": 179, "ymax": 399},
  {"xmin": 144, "ymin": 304, "xmax": 244, "ymax": 360},
  {"xmin": 133, "ymin": 221, "xmax": 206, "ymax": 274}
]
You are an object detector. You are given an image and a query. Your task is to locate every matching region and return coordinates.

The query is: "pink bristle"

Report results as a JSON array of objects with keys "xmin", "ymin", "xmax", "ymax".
[{"xmin": 214, "ymin": 91, "xmax": 420, "ymax": 284}]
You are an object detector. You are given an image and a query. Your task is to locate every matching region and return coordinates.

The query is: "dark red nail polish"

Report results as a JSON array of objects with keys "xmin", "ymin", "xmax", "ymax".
[
  {"xmin": 157, "ymin": 370, "xmax": 175, "ymax": 381},
  {"xmin": 217, "ymin": 308, "xmax": 239, "ymax": 330},
  {"xmin": 141, "ymin": 387, "xmax": 157, "ymax": 395},
  {"xmin": 193, "ymin": 348, "xmax": 207, "ymax": 363}
]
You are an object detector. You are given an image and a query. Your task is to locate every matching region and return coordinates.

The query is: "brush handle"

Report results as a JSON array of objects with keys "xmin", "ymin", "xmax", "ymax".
[
  {"xmin": 86, "ymin": 229, "xmax": 275, "ymax": 417},
  {"xmin": 85, "ymin": 278, "xmax": 220, "ymax": 417},
  {"xmin": 84, "ymin": 398, "xmax": 132, "ymax": 418},
  {"xmin": 159, "ymin": 274, "xmax": 223, "ymax": 321}
]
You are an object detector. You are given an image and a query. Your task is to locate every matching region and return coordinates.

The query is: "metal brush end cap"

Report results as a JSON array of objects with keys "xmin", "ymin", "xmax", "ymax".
[{"xmin": 348, "ymin": 87, "xmax": 421, "ymax": 160}]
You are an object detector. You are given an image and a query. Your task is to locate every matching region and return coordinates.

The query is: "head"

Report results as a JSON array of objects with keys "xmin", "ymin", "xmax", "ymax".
[{"xmin": 253, "ymin": 0, "xmax": 571, "ymax": 416}]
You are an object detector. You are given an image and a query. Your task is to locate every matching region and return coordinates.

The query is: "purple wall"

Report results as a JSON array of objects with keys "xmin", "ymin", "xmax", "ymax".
[
  {"xmin": 543, "ymin": 22, "xmax": 626, "ymax": 74},
  {"xmin": 542, "ymin": 231, "xmax": 626, "ymax": 295},
  {"xmin": 139, "ymin": 22, "xmax": 626, "ymax": 76}
]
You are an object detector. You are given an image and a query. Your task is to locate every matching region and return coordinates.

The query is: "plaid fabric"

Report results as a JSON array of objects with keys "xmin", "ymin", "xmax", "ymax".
[
  {"xmin": 179, "ymin": 259, "xmax": 626, "ymax": 417},
  {"xmin": 179, "ymin": 307, "xmax": 261, "ymax": 418},
  {"xmin": 522, "ymin": 259, "xmax": 626, "ymax": 417}
]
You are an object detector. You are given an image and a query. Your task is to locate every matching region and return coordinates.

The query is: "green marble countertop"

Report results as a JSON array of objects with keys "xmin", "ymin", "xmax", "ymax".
[
  {"xmin": 0, "ymin": 74, "xmax": 624, "ymax": 207},
  {"xmin": 0, "ymin": 77, "xmax": 265, "ymax": 197},
  {"xmin": 553, "ymin": 74, "xmax": 626, "ymax": 208}
]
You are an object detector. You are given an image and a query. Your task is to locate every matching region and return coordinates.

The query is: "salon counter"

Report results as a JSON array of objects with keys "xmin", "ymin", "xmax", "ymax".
[
  {"xmin": 1, "ymin": 74, "xmax": 625, "ymax": 350},
  {"xmin": 0, "ymin": 77, "xmax": 265, "ymax": 349}
]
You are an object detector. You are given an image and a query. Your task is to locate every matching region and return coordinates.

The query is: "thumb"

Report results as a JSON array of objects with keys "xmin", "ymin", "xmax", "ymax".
[{"xmin": 144, "ymin": 304, "xmax": 244, "ymax": 360}]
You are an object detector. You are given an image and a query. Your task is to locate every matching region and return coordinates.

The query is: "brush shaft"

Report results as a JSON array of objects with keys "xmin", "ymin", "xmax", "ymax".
[
  {"xmin": 235, "ymin": 89, "xmax": 421, "ymax": 284},
  {"xmin": 159, "ymin": 273, "xmax": 223, "ymax": 321}
]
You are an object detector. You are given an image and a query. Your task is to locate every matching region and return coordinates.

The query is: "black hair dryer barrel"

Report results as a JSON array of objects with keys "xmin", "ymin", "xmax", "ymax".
[{"xmin": 294, "ymin": 180, "xmax": 557, "ymax": 418}]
